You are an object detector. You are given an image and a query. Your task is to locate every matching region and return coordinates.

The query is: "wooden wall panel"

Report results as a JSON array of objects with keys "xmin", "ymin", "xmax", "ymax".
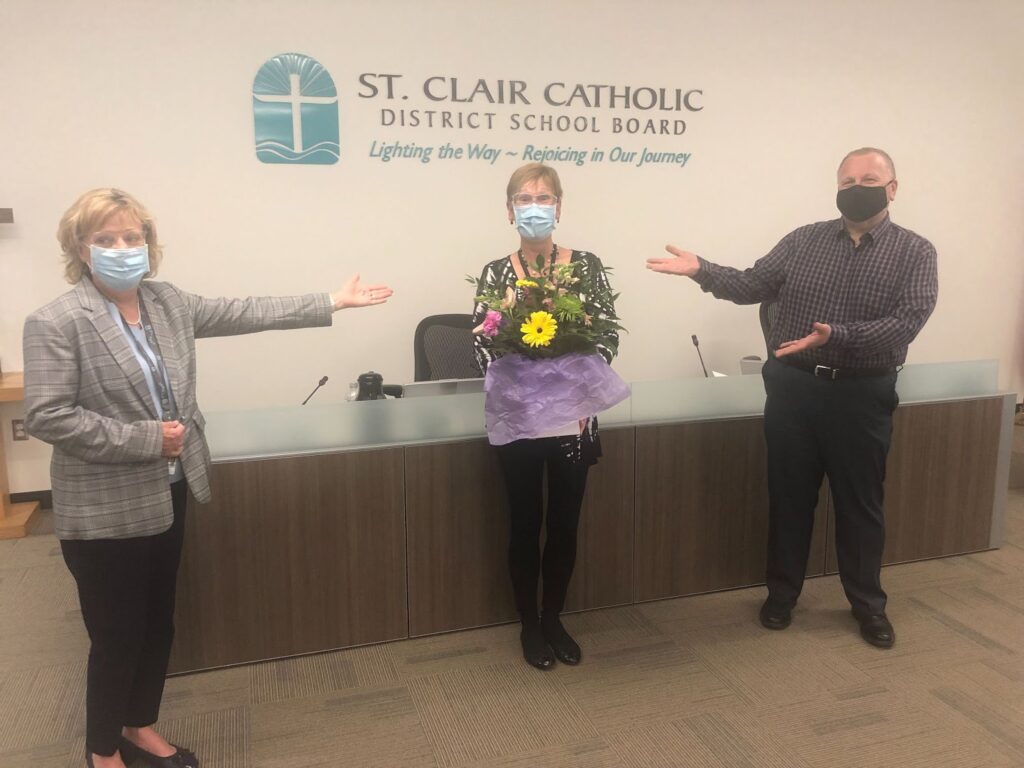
[
  {"xmin": 169, "ymin": 448, "xmax": 406, "ymax": 673},
  {"xmin": 825, "ymin": 398, "xmax": 1002, "ymax": 572},
  {"xmin": 635, "ymin": 418, "xmax": 828, "ymax": 602}
]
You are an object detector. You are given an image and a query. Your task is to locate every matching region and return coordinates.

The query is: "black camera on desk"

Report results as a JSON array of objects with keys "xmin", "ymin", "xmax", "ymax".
[{"xmin": 355, "ymin": 371, "xmax": 404, "ymax": 400}]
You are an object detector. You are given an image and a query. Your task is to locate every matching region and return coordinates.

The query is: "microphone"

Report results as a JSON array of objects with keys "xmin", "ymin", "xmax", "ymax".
[
  {"xmin": 691, "ymin": 335, "xmax": 709, "ymax": 378},
  {"xmin": 302, "ymin": 375, "xmax": 329, "ymax": 405}
]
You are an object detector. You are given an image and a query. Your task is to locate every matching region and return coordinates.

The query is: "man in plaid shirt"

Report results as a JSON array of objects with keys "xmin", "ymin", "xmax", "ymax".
[{"xmin": 647, "ymin": 147, "xmax": 938, "ymax": 649}]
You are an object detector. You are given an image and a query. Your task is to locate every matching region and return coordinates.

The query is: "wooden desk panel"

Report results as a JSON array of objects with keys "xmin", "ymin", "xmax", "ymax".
[
  {"xmin": 405, "ymin": 439, "xmax": 515, "ymax": 636},
  {"xmin": 165, "ymin": 396, "xmax": 1005, "ymax": 672},
  {"xmin": 564, "ymin": 427, "xmax": 635, "ymax": 613},
  {"xmin": 635, "ymin": 418, "xmax": 828, "ymax": 602},
  {"xmin": 825, "ymin": 397, "xmax": 1003, "ymax": 572},
  {"xmin": 405, "ymin": 428, "xmax": 635, "ymax": 636},
  {"xmin": 169, "ymin": 448, "xmax": 407, "ymax": 672}
]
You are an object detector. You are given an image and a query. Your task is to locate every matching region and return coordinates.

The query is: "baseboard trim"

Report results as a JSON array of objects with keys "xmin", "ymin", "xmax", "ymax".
[{"xmin": 9, "ymin": 490, "xmax": 52, "ymax": 511}]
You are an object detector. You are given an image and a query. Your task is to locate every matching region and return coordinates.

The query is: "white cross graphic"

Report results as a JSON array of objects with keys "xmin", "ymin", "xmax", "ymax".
[{"xmin": 254, "ymin": 73, "xmax": 337, "ymax": 152}]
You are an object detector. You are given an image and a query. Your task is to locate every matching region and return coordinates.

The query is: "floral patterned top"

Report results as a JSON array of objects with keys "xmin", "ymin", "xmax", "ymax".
[
  {"xmin": 471, "ymin": 250, "xmax": 618, "ymax": 375},
  {"xmin": 471, "ymin": 249, "xmax": 619, "ymax": 462}
]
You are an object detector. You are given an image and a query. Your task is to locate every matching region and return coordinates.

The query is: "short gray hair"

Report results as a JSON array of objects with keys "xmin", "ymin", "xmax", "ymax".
[{"xmin": 838, "ymin": 147, "xmax": 896, "ymax": 179}]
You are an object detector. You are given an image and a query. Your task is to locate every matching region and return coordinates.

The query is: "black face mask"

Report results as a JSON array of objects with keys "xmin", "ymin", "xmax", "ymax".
[{"xmin": 836, "ymin": 184, "xmax": 889, "ymax": 223}]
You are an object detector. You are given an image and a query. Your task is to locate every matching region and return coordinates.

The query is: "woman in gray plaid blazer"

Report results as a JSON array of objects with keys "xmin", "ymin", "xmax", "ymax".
[{"xmin": 23, "ymin": 188, "xmax": 392, "ymax": 768}]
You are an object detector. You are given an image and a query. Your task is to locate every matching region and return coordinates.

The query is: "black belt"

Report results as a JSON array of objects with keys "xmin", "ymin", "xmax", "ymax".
[{"xmin": 779, "ymin": 357, "xmax": 895, "ymax": 380}]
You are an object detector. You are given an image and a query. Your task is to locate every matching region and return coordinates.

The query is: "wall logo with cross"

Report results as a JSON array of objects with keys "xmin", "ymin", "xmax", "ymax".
[{"xmin": 253, "ymin": 53, "xmax": 339, "ymax": 165}]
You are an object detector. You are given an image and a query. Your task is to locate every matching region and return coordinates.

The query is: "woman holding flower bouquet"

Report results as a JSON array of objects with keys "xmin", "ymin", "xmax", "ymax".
[{"xmin": 471, "ymin": 163, "xmax": 627, "ymax": 671}]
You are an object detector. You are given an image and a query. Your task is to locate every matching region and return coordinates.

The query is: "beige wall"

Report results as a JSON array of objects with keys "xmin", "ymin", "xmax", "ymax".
[{"xmin": 1, "ymin": 0, "xmax": 1022, "ymax": 492}]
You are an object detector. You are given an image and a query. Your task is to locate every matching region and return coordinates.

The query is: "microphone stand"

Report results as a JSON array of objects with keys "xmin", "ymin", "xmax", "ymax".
[
  {"xmin": 302, "ymin": 376, "xmax": 329, "ymax": 405},
  {"xmin": 691, "ymin": 335, "xmax": 709, "ymax": 378}
]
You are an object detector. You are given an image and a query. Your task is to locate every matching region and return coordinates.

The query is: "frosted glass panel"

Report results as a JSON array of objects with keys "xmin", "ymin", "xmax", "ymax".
[
  {"xmin": 598, "ymin": 394, "xmax": 632, "ymax": 427},
  {"xmin": 629, "ymin": 374, "xmax": 766, "ymax": 425},
  {"xmin": 207, "ymin": 393, "xmax": 486, "ymax": 460},
  {"xmin": 894, "ymin": 359, "xmax": 999, "ymax": 401},
  {"xmin": 204, "ymin": 360, "xmax": 1002, "ymax": 460}
]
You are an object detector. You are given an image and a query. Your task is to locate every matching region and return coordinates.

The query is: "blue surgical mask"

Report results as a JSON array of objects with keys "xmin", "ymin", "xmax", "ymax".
[
  {"xmin": 514, "ymin": 204, "xmax": 556, "ymax": 240},
  {"xmin": 88, "ymin": 244, "xmax": 150, "ymax": 292}
]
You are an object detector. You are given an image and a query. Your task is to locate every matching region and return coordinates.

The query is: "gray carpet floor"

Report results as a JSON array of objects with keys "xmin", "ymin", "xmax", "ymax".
[{"xmin": 1, "ymin": 491, "xmax": 1021, "ymax": 767}]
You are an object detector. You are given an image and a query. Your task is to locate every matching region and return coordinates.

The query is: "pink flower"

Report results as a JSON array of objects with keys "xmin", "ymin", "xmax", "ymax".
[{"xmin": 482, "ymin": 310, "xmax": 504, "ymax": 337}]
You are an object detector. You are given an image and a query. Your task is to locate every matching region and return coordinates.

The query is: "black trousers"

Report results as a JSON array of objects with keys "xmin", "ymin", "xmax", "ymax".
[
  {"xmin": 496, "ymin": 437, "xmax": 591, "ymax": 620},
  {"xmin": 60, "ymin": 480, "xmax": 188, "ymax": 757},
  {"xmin": 762, "ymin": 358, "xmax": 898, "ymax": 616}
]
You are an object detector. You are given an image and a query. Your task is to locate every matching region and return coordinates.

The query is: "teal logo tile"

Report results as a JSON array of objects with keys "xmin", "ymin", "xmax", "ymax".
[{"xmin": 253, "ymin": 53, "xmax": 339, "ymax": 164}]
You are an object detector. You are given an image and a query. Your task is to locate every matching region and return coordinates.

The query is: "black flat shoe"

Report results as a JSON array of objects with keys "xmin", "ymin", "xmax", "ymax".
[
  {"xmin": 120, "ymin": 737, "xmax": 199, "ymax": 768},
  {"xmin": 541, "ymin": 615, "xmax": 581, "ymax": 665},
  {"xmin": 85, "ymin": 749, "xmax": 121, "ymax": 768},
  {"xmin": 854, "ymin": 612, "xmax": 895, "ymax": 649},
  {"xmin": 520, "ymin": 623, "xmax": 556, "ymax": 670},
  {"xmin": 758, "ymin": 599, "xmax": 792, "ymax": 630}
]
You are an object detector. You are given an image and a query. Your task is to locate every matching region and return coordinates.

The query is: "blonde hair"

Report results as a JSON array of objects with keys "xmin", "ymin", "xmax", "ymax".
[
  {"xmin": 506, "ymin": 162, "xmax": 563, "ymax": 202},
  {"xmin": 57, "ymin": 188, "xmax": 162, "ymax": 284}
]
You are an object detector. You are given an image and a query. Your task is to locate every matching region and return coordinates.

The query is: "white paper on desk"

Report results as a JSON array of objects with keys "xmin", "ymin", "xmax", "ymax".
[
  {"xmin": 712, "ymin": 370, "xmax": 728, "ymax": 377},
  {"xmin": 532, "ymin": 420, "xmax": 583, "ymax": 438}
]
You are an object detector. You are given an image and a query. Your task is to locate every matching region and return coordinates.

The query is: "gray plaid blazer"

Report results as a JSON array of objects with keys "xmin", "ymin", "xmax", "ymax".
[{"xmin": 23, "ymin": 279, "xmax": 333, "ymax": 540}]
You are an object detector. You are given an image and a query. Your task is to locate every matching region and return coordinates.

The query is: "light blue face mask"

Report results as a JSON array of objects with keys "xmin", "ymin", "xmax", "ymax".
[
  {"xmin": 88, "ymin": 244, "xmax": 150, "ymax": 292},
  {"xmin": 514, "ymin": 204, "xmax": 557, "ymax": 240}
]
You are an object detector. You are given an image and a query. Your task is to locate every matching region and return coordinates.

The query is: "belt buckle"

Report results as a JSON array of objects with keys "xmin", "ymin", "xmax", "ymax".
[{"xmin": 814, "ymin": 364, "xmax": 838, "ymax": 380}]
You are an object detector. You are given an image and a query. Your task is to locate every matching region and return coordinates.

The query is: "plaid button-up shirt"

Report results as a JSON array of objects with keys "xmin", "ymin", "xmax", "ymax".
[{"xmin": 694, "ymin": 215, "xmax": 938, "ymax": 368}]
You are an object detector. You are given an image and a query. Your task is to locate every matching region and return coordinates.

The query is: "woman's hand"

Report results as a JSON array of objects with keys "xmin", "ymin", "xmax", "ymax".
[
  {"xmin": 161, "ymin": 421, "xmax": 185, "ymax": 458},
  {"xmin": 331, "ymin": 274, "xmax": 394, "ymax": 310}
]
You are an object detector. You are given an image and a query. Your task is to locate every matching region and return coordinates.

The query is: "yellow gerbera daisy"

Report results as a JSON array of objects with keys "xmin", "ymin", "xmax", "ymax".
[
  {"xmin": 515, "ymin": 279, "xmax": 539, "ymax": 288},
  {"xmin": 521, "ymin": 311, "xmax": 557, "ymax": 347}
]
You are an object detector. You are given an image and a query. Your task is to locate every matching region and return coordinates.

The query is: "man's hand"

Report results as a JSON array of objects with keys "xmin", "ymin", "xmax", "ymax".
[
  {"xmin": 161, "ymin": 420, "xmax": 185, "ymax": 458},
  {"xmin": 331, "ymin": 274, "xmax": 394, "ymax": 310},
  {"xmin": 647, "ymin": 245, "xmax": 701, "ymax": 277},
  {"xmin": 774, "ymin": 322, "xmax": 832, "ymax": 358}
]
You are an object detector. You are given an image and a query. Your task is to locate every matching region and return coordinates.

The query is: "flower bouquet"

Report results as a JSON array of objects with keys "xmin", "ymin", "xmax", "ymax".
[{"xmin": 470, "ymin": 255, "xmax": 629, "ymax": 445}]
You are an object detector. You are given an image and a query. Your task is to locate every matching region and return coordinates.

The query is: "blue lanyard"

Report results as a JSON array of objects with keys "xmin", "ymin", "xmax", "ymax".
[{"xmin": 117, "ymin": 296, "xmax": 177, "ymax": 422}]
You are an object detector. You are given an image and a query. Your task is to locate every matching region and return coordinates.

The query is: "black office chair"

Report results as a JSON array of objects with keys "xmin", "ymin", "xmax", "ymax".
[
  {"xmin": 413, "ymin": 314, "xmax": 482, "ymax": 381},
  {"xmin": 759, "ymin": 300, "xmax": 780, "ymax": 356}
]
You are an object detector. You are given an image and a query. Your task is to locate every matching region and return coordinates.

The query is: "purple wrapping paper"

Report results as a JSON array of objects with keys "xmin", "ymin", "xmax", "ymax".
[{"xmin": 484, "ymin": 353, "xmax": 631, "ymax": 445}]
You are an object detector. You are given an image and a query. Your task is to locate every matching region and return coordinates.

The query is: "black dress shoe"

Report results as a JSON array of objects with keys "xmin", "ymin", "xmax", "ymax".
[
  {"xmin": 855, "ymin": 612, "xmax": 895, "ymax": 648},
  {"xmin": 520, "ymin": 623, "xmax": 556, "ymax": 670},
  {"xmin": 541, "ymin": 615, "xmax": 581, "ymax": 665},
  {"xmin": 758, "ymin": 599, "xmax": 792, "ymax": 630},
  {"xmin": 120, "ymin": 737, "xmax": 199, "ymax": 768}
]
